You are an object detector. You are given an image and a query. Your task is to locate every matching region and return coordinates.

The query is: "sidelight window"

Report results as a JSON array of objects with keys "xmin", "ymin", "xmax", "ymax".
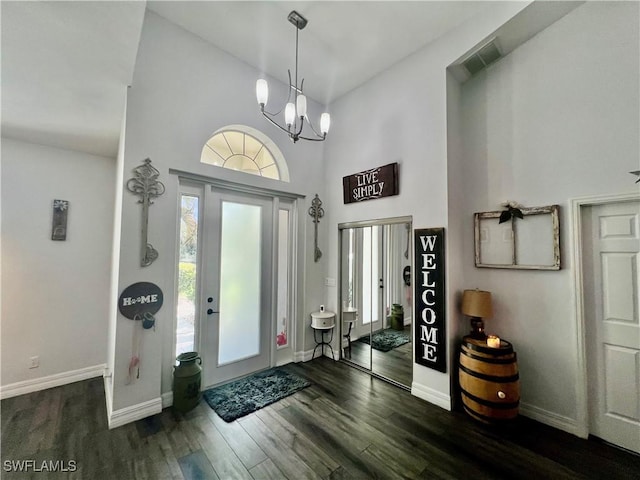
[{"xmin": 177, "ymin": 192, "xmax": 200, "ymax": 357}]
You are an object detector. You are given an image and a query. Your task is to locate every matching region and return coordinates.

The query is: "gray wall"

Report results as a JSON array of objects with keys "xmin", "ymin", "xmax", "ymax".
[
  {"xmin": 323, "ymin": 3, "xmax": 530, "ymax": 407},
  {"xmin": 451, "ymin": 1, "xmax": 639, "ymax": 430},
  {"xmin": 110, "ymin": 10, "xmax": 328, "ymax": 411},
  {"xmin": 1, "ymin": 138, "xmax": 115, "ymax": 386}
]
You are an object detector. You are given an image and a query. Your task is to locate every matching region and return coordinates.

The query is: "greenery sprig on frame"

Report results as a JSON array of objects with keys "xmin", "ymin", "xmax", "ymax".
[{"xmin": 499, "ymin": 201, "xmax": 524, "ymax": 224}]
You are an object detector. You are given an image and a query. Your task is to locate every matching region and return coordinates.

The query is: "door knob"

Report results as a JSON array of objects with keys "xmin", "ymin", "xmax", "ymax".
[{"xmin": 207, "ymin": 308, "xmax": 219, "ymax": 315}]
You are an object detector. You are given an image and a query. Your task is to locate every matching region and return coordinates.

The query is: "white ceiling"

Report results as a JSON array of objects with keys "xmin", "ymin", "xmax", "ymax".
[
  {"xmin": 0, "ymin": 1, "xmax": 580, "ymax": 159},
  {"xmin": 1, "ymin": 1, "xmax": 146, "ymax": 158},
  {"xmin": 146, "ymin": 1, "xmax": 492, "ymax": 105}
]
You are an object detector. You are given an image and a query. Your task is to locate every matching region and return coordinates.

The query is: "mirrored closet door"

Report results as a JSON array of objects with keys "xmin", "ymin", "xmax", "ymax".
[{"xmin": 339, "ymin": 217, "xmax": 413, "ymax": 388}]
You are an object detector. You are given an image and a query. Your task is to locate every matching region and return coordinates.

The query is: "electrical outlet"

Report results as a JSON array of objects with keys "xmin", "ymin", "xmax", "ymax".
[{"xmin": 29, "ymin": 356, "xmax": 39, "ymax": 369}]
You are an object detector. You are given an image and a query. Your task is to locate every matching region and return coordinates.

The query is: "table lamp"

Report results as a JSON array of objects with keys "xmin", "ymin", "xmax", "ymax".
[{"xmin": 461, "ymin": 289, "xmax": 493, "ymax": 339}]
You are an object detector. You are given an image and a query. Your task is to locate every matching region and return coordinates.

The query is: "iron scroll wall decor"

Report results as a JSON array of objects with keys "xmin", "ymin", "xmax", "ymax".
[
  {"xmin": 342, "ymin": 162, "xmax": 399, "ymax": 204},
  {"xmin": 308, "ymin": 194, "xmax": 324, "ymax": 262},
  {"xmin": 127, "ymin": 158, "xmax": 165, "ymax": 267},
  {"xmin": 414, "ymin": 227, "xmax": 446, "ymax": 373}
]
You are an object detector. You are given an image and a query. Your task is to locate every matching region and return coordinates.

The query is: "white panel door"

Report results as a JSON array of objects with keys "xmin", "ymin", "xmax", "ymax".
[
  {"xmin": 200, "ymin": 187, "xmax": 273, "ymax": 388},
  {"xmin": 585, "ymin": 200, "xmax": 640, "ymax": 453}
]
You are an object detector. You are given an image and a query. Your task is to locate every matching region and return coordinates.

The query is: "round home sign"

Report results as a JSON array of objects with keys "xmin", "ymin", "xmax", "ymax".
[{"xmin": 118, "ymin": 282, "xmax": 163, "ymax": 328}]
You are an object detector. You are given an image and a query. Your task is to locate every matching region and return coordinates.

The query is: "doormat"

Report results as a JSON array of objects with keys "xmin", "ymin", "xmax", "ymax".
[
  {"xmin": 357, "ymin": 328, "xmax": 411, "ymax": 352},
  {"xmin": 202, "ymin": 368, "xmax": 311, "ymax": 422}
]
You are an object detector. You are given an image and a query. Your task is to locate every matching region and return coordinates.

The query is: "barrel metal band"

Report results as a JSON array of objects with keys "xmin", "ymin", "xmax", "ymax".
[
  {"xmin": 461, "ymin": 349, "xmax": 517, "ymax": 364},
  {"xmin": 463, "ymin": 341, "xmax": 514, "ymax": 356},
  {"xmin": 459, "ymin": 363, "xmax": 520, "ymax": 383},
  {"xmin": 461, "ymin": 388, "xmax": 520, "ymax": 409},
  {"xmin": 462, "ymin": 404, "xmax": 517, "ymax": 422}
]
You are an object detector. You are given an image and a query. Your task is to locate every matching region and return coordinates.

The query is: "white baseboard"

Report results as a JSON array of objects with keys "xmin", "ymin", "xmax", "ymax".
[
  {"xmin": 295, "ymin": 348, "xmax": 317, "ymax": 362},
  {"xmin": 294, "ymin": 347, "xmax": 339, "ymax": 362},
  {"xmin": 411, "ymin": 382, "xmax": 452, "ymax": 411},
  {"xmin": 0, "ymin": 364, "xmax": 106, "ymax": 400},
  {"xmin": 326, "ymin": 350, "xmax": 339, "ymax": 361},
  {"xmin": 108, "ymin": 397, "xmax": 162, "ymax": 429},
  {"xmin": 161, "ymin": 391, "xmax": 173, "ymax": 409},
  {"xmin": 104, "ymin": 375, "xmax": 114, "ymax": 421},
  {"xmin": 519, "ymin": 402, "xmax": 584, "ymax": 437},
  {"xmin": 276, "ymin": 357, "xmax": 294, "ymax": 367},
  {"xmin": 293, "ymin": 350, "xmax": 310, "ymax": 362}
]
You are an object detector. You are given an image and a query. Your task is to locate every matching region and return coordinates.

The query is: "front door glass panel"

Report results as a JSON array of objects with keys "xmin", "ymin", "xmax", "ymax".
[{"xmin": 218, "ymin": 201, "xmax": 262, "ymax": 365}]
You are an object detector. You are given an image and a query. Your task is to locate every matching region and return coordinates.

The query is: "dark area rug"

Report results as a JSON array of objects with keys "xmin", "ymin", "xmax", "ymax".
[
  {"xmin": 357, "ymin": 328, "xmax": 411, "ymax": 352},
  {"xmin": 202, "ymin": 368, "xmax": 311, "ymax": 422}
]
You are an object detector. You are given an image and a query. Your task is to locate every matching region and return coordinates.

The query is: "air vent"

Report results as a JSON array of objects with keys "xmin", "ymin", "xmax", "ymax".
[{"xmin": 463, "ymin": 39, "xmax": 502, "ymax": 76}]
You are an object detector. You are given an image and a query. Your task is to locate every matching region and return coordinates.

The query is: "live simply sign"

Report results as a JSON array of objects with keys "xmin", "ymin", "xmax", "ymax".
[
  {"xmin": 343, "ymin": 163, "xmax": 399, "ymax": 204},
  {"xmin": 414, "ymin": 228, "xmax": 446, "ymax": 373}
]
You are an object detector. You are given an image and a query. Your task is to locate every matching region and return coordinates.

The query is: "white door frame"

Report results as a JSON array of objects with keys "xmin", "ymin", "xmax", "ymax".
[
  {"xmin": 570, "ymin": 190, "xmax": 640, "ymax": 439},
  {"xmin": 171, "ymin": 171, "xmax": 304, "ymax": 385},
  {"xmin": 200, "ymin": 187, "xmax": 274, "ymax": 387}
]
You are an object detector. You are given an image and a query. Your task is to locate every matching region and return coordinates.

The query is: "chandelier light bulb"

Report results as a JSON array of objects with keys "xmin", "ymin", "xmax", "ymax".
[
  {"xmin": 284, "ymin": 102, "xmax": 296, "ymax": 126},
  {"xmin": 320, "ymin": 112, "xmax": 331, "ymax": 134},
  {"xmin": 296, "ymin": 95, "xmax": 307, "ymax": 118},
  {"xmin": 256, "ymin": 79, "xmax": 269, "ymax": 106}
]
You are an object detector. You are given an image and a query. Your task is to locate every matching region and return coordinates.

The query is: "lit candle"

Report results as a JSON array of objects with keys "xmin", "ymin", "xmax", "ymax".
[{"xmin": 487, "ymin": 335, "xmax": 500, "ymax": 348}]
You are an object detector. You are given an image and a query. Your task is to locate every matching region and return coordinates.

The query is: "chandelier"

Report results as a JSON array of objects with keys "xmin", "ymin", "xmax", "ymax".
[{"xmin": 256, "ymin": 11, "xmax": 330, "ymax": 143}]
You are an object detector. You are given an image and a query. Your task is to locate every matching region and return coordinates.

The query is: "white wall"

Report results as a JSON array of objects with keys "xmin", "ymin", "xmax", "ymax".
[
  {"xmin": 324, "ymin": 2, "xmax": 530, "ymax": 409},
  {"xmin": 1, "ymin": 138, "xmax": 115, "ymax": 386},
  {"xmin": 455, "ymin": 1, "xmax": 639, "ymax": 430},
  {"xmin": 111, "ymin": 11, "xmax": 327, "ymax": 412},
  {"xmin": 105, "ymin": 90, "xmax": 128, "ymax": 411},
  {"xmin": 445, "ymin": 69, "xmax": 467, "ymax": 409}
]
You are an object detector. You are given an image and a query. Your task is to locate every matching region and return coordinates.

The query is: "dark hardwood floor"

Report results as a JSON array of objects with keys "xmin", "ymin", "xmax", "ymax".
[{"xmin": 2, "ymin": 358, "xmax": 639, "ymax": 479}]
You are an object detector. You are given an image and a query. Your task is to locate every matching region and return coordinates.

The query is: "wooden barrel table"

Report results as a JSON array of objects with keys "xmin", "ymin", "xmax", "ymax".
[{"xmin": 459, "ymin": 336, "xmax": 520, "ymax": 423}]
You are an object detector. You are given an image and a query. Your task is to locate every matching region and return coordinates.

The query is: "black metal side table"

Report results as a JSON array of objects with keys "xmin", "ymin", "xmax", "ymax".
[
  {"xmin": 311, "ymin": 325, "xmax": 335, "ymax": 360},
  {"xmin": 310, "ymin": 311, "xmax": 336, "ymax": 360}
]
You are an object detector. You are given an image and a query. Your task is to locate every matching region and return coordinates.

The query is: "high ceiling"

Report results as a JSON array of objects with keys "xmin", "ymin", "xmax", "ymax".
[
  {"xmin": 146, "ymin": 1, "xmax": 493, "ymax": 105},
  {"xmin": 1, "ymin": 1, "xmax": 580, "ymax": 158},
  {"xmin": 1, "ymin": 1, "xmax": 146, "ymax": 158}
]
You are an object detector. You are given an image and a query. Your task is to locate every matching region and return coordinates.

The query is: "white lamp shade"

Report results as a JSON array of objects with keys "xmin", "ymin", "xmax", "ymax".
[
  {"xmin": 284, "ymin": 103, "xmax": 295, "ymax": 126},
  {"xmin": 320, "ymin": 113, "xmax": 331, "ymax": 134},
  {"xmin": 296, "ymin": 95, "xmax": 307, "ymax": 118},
  {"xmin": 256, "ymin": 78, "xmax": 269, "ymax": 105},
  {"xmin": 256, "ymin": 79, "xmax": 269, "ymax": 105}
]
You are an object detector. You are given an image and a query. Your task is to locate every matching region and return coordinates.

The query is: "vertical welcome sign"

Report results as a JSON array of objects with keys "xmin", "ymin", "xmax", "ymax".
[{"xmin": 414, "ymin": 228, "xmax": 446, "ymax": 372}]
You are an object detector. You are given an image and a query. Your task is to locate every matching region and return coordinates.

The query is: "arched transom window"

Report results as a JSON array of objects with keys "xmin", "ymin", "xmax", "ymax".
[{"xmin": 201, "ymin": 125, "xmax": 289, "ymax": 181}]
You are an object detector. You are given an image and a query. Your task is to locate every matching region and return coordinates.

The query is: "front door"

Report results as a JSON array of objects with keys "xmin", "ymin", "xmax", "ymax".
[
  {"xmin": 200, "ymin": 187, "xmax": 273, "ymax": 387},
  {"xmin": 584, "ymin": 200, "xmax": 640, "ymax": 453}
]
